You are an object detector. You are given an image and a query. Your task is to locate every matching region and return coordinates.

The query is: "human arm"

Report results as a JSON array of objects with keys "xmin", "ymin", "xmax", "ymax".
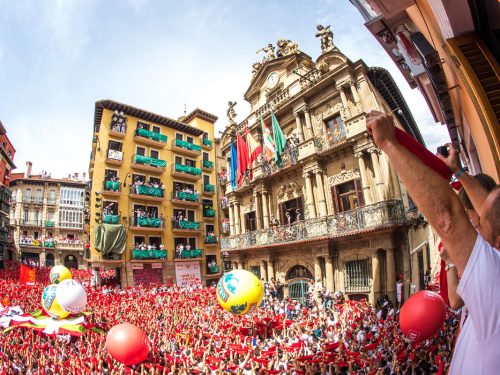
[
  {"xmin": 366, "ymin": 111, "xmax": 477, "ymax": 275},
  {"xmin": 439, "ymin": 245, "xmax": 464, "ymax": 310}
]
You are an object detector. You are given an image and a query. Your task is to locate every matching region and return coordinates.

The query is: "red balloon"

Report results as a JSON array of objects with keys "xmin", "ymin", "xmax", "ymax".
[
  {"xmin": 105, "ymin": 323, "xmax": 150, "ymax": 365},
  {"xmin": 399, "ymin": 291, "xmax": 446, "ymax": 343}
]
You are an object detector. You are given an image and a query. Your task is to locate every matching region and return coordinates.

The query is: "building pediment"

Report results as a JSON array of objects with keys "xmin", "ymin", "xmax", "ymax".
[{"xmin": 244, "ymin": 52, "xmax": 313, "ymax": 102}]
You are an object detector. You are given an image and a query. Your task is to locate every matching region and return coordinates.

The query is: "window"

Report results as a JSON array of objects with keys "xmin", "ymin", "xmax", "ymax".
[
  {"xmin": 136, "ymin": 147, "xmax": 146, "ymax": 156},
  {"xmin": 105, "ymin": 169, "xmax": 118, "ymax": 179},
  {"xmin": 59, "ymin": 207, "xmax": 84, "ymax": 228},
  {"xmin": 176, "ymin": 133, "xmax": 183, "ymax": 141},
  {"xmin": 188, "ymin": 237, "xmax": 196, "ymax": 249},
  {"xmin": 185, "ymin": 159, "xmax": 195, "ymax": 167},
  {"xmin": 150, "ymin": 149, "xmax": 159, "ymax": 159},
  {"xmin": 152, "ymin": 126, "xmax": 160, "ymax": 134},
  {"xmin": 187, "ymin": 210, "xmax": 195, "ymax": 221},
  {"xmin": 331, "ymin": 179, "xmax": 364, "ymax": 212},
  {"xmin": 149, "ymin": 236, "xmax": 161, "ymax": 247},
  {"xmin": 59, "ymin": 188, "xmax": 84, "ymax": 207},
  {"xmin": 325, "ymin": 115, "xmax": 346, "ymax": 144},
  {"xmin": 250, "ymin": 266, "xmax": 261, "ymax": 279},
  {"xmin": 149, "ymin": 177, "xmax": 160, "ymax": 185},
  {"xmin": 137, "ymin": 121, "xmax": 150, "ymax": 131},
  {"xmin": 245, "ymin": 212, "xmax": 257, "ymax": 231},
  {"xmin": 175, "ymin": 156, "xmax": 182, "ymax": 165},
  {"xmin": 132, "ymin": 174, "xmax": 145, "ymax": 183},
  {"xmin": 24, "ymin": 188, "xmax": 31, "ymax": 198},
  {"xmin": 344, "ymin": 259, "xmax": 370, "ymax": 292},
  {"xmin": 203, "ymin": 152, "xmax": 209, "ymax": 162},
  {"xmin": 186, "ymin": 136, "xmax": 193, "ymax": 144},
  {"xmin": 103, "ymin": 201, "xmax": 118, "ymax": 215},
  {"xmin": 278, "ymin": 197, "xmax": 304, "ymax": 225},
  {"xmin": 134, "ymin": 236, "xmax": 145, "ymax": 246},
  {"xmin": 205, "ymin": 224, "xmax": 215, "ymax": 236},
  {"xmin": 34, "ymin": 231, "xmax": 39, "ymax": 239},
  {"xmin": 23, "ymin": 210, "xmax": 29, "ymax": 222},
  {"xmin": 34, "ymin": 211, "xmax": 40, "ymax": 222},
  {"xmin": 108, "ymin": 140, "xmax": 123, "ymax": 151},
  {"xmin": 133, "ymin": 204, "xmax": 145, "ymax": 216},
  {"xmin": 203, "ymin": 131, "xmax": 208, "ymax": 140},
  {"xmin": 35, "ymin": 189, "xmax": 43, "ymax": 199},
  {"xmin": 203, "ymin": 175, "xmax": 210, "ymax": 185}
]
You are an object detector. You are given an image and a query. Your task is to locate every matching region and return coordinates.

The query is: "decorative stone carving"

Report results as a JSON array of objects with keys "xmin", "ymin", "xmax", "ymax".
[
  {"xmin": 276, "ymin": 39, "xmax": 299, "ymax": 57},
  {"xmin": 257, "ymin": 43, "xmax": 276, "ymax": 62},
  {"xmin": 277, "ymin": 181, "xmax": 303, "ymax": 203},
  {"xmin": 316, "ymin": 60, "xmax": 329, "ymax": 74},
  {"xmin": 316, "ymin": 25, "xmax": 334, "ymax": 52},
  {"xmin": 252, "ymin": 61, "xmax": 262, "ymax": 76},
  {"xmin": 314, "ymin": 102, "xmax": 344, "ymax": 132},
  {"xmin": 328, "ymin": 169, "xmax": 361, "ymax": 186}
]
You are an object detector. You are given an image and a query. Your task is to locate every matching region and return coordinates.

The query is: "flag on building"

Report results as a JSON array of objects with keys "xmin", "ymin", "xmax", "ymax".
[
  {"xmin": 260, "ymin": 117, "xmax": 275, "ymax": 160},
  {"xmin": 20, "ymin": 265, "xmax": 36, "ymax": 286},
  {"xmin": 230, "ymin": 142, "xmax": 238, "ymax": 189},
  {"xmin": 271, "ymin": 111, "xmax": 287, "ymax": 166},
  {"xmin": 236, "ymin": 132, "xmax": 249, "ymax": 185},
  {"xmin": 246, "ymin": 128, "xmax": 262, "ymax": 180}
]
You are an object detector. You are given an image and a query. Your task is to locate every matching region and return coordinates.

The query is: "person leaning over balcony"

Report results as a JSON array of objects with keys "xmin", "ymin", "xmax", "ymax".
[{"xmin": 366, "ymin": 110, "xmax": 500, "ymax": 374}]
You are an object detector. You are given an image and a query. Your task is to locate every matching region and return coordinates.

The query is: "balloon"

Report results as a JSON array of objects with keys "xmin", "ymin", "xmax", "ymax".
[
  {"xmin": 216, "ymin": 269, "xmax": 263, "ymax": 315},
  {"xmin": 56, "ymin": 279, "xmax": 87, "ymax": 314},
  {"xmin": 41, "ymin": 284, "xmax": 69, "ymax": 319},
  {"xmin": 105, "ymin": 323, "xmax": 150, "ymax": 365},
  {"xmin": 399, "ymin": 290, "xmax": 446, "ymax": 343},
  {"xmin": 49, "ymin": 265, "xmax": 72, "ymax": 284}
]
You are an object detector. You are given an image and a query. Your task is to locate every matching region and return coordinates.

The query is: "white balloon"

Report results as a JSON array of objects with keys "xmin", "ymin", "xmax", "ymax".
[{"xmin": 56, "ymin": 279, "xmax": 87, "ymax": 314}]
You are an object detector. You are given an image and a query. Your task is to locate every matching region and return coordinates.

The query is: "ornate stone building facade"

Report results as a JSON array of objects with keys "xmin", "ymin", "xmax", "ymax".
[{"xmin": 218, "ymin": 28, "xmax": 433, "ymax": 304}]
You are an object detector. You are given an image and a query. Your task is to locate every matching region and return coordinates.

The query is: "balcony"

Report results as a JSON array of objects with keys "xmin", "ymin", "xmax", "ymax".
[
  {"xmin": 219, "ymin": 174, "xmax": 228, "ymax": 186},
  {"xmin": 202, "ymin": 159, "xmax": 214, "ymax": 171},
  {"xmin": 19, "ymin": 238, "xmax": 42, "ymax": 247},
  {"xmin": 47, "ymin": 198, "xmax": 57, "ymax": 205},
  {"xmin": 171, "ymin": 164, "xmax": 202, "ymax": 181},
  {"xmin": 130, "ymin": 216, "xmax": 164, "ymax": 232},
  {"xmin": 45, "ymin": 220, "xmax": 55, "ymax": 228},
  {"xmin": 221, "ymin": 198, "xmax": 229, "ymax": 210},
  {"xmin": 202, "ymin": 138, "xmax": 213, "ymax": 149},
  {"xmin": 44, "ymin": 240, "xmax": 55, "ymax": 248},
  {"xmin": 131, "ymin": 154, "xmax": 166, "ymax": 173},
  {"xmin": 20, "ymin": 220, "xmax": 42, "ymax": 227},
  {"xmin": 203, "ymin": 184, "xmax": 215, "ymax": 195},
  {"xmin": 207, "ymin": 264, "xmax": 220, "ymax": 274},
  {"xmin": 204, "ymin": 235, "xmax": 218, "ymax": 246},
  {"xmin": 102, "ymin": 180, "xmax": 121, "ymax": 197},
  {"xmin": 32, "ymin": 197, "xmax": 43, "ymax": 205},
  {"xmin": 22, "ymin": 195, "xmax": 32, "ymax": 204},
  {"xmin": 176, "ymin": 249, "xmax": 202, "ymax": 259},
  {"xmin": 106, "ymin": 149, "xmax": 124, "ymax": 166},
  {"xmin": 221, "ymin": 200, "xmax": 407, "ymax": 251},
  {"xmin": 172, "ymin": 220, "xmax": 202, "ymax": 233},
  {"xmin": 172, "ymin": 139, "xmax": 201, "ymax": 157},
  {"xmin": 129, "ymin": 185, "xmax": 165, "ymax": 202},
  {"xmin": 132, "ymin": 249, "xmax": 167, "ymax": 260},
  {"xmin": 203, "ymin": 208, "xmax": 216, "ymax": 220},
  {"xmin": 57, "ymin": 241, "xmax": 83, "ymax": 250},
  {"xmin": 103, "ymin": 214, "xmax": 120, "ymax": 224},
  {"xmin": 109, "ymin": 126, "xmax": 127, "ymax": 139},
  {"xmin": 134, "ymin": 128, "xmax": 168, "ymax": 148},
  {"xmin": 171, "ymin": 191, "xmax": 200, "ymax": 207}
]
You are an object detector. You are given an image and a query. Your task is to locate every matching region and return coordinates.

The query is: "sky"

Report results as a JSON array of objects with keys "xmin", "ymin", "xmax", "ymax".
[{"xmin": 0, "ymin": 0, "xmax": 449, "ymax": 178}]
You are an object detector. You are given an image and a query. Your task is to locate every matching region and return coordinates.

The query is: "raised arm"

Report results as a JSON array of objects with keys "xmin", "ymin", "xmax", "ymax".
[{"xmin": 366, "ymin": 111, "xmax": 477, "ymax": 275}]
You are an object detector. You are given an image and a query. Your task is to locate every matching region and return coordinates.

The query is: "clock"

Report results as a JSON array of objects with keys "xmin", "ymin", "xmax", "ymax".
[{"xmin": 267, "ymin": 72, "xmax": 279, "ymax": 88}]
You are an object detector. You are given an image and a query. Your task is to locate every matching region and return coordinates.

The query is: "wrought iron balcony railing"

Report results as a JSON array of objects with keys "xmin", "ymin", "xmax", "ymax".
[
  {"xmin": 203, "ymin": 160, "xmax": 214, "ymax": 169},
  {"xmin": 176, "ymin": 249, "xmax": 202, "ymax": 259},
  {"xmin": 172, "ymin": 191, "xmax": 200, "ymax": 202},
  {"xmin": 132, "ymin": 249, "xmax": 167, "ymax": 260},
  {"xmin": 203, "ymin": 184, "xmax": 215, "ymax": 193},
  {"xmin": 202, "ymin": 138, "xmax": 213, "ymax": 147},
  {"xmin": 172, "ymin": 163, "xmax": 202, "ymax": 176},
  {"xmin": 104, "ymin": 180, "xmax": 121, "ymax": 192},
  {"xmin": 173, "ymin": 139, "xmax": 201, "ymax": 152},
  {"xmin": 130, "ymin": 216, "xmax": 164, "ymax": 228},
  {"xmin": 221, "ymin": 200, "xmax": 406, "ymax": 250},
  {"xmin": 132, "ymin": 154, "xmax": 166, "ymax": 168}
]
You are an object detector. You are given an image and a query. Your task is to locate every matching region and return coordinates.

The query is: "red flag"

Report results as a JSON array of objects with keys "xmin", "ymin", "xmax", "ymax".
[
  {"xmin": 236, "ymin": 132, "xmax": 249, "ymax": 185},
  {"xmin": 246, "ymin": 128, "xmax": 262, "ymax": 181},
  {"xmin": 20, "ymin": 265, "xmax": 36, "ymax": 286},
  {"xmin": 438, "ymin": 242, "xmax": 450, "ymax": 306}
]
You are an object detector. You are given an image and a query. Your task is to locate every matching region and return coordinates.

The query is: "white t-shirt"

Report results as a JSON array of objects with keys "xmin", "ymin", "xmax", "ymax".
[{"xmin": 449, "ymin": 234, "xmax": 500, "ymax": 374}]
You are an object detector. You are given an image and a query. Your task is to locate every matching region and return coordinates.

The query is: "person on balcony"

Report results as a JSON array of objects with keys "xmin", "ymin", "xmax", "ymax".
[
  {"xmin": 270, "ymin": 215, "xmax": 280, "ymax": 227},
  {"xmin": 295, "ymin": 209, "xmax": 302, "ymax": 221}
]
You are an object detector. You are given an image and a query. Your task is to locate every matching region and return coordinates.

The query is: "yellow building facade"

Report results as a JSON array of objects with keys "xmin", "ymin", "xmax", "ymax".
[{"xmin": 88, "ymin": 100, "xmax": 221, "ymax": 287}]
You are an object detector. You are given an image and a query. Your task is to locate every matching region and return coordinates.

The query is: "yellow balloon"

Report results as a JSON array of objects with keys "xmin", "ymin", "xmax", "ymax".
[
  {"xmin": 216, "ymin": 270, "xmax": 263, "ymax": 315},
  {"xmin": 41, "ymin": 284, "xmax": 69, "ymax": 319},
  {"xmin": 49, "ymin": 265, "xmax": 72, "ymax": 284}
]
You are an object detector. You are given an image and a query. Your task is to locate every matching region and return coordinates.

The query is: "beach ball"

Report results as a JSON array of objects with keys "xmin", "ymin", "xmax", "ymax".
[
  {"xmin": 400, "ymin": 291, "xmax": 446, "ymax": 343},
  {"xmin": 41, "ymin": 284, "xmax": 69, "ymax": 319},
  {"xmin": 49, "ymin": 265, "xmax": 72, "ymax": 284},
  {"xmin": 56, "ymin": 279, "xmax": 87, "ymax": 314},
  {"xmin": 216, "ymin": 270, "xmax": 263, "ymax": 315},
  {"xmin": 105, "ymin": 323, "xmax": 150, "ymax": 366}
]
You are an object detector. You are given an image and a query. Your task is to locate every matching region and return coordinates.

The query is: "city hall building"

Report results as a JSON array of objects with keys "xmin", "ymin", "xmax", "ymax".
[{"xmin": 218, "ymin": 29, "xmax": 434, "ymax": 304}]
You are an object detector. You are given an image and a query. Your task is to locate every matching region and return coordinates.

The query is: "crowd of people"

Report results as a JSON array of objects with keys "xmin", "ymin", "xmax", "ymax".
[
  {"xmin": 129, "ymin": 178, "xmax": 165, "ymax": 197},
  {"xmin": 134, "ymin": 242, "xmax": 166, "ymax": 251},
  {"xmin": 0, "ymin": 261, "xmax": 459, "ymax": 374}
]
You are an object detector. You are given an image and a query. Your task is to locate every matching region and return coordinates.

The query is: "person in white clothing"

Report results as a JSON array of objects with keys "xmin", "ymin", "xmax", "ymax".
[
  {"xmin": 366, "ymin": 111, "xmax": 499, "ymax": 375},
  {"xmin": 396, "ymin": 279, "xmax": 403, "ymax": 309}
]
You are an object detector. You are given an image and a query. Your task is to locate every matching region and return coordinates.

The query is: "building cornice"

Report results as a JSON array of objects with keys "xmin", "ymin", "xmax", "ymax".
[{"xmin": 183, "ymin": 108, "xmax": 218, "ymax": 124}]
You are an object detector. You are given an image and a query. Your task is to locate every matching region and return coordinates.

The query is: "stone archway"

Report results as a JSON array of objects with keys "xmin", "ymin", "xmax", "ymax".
[
  {"xmin": 45, "ymin": 253, "xmax": 55, "ymax": 267},
  {"xmin": 63, "ymin": 255, "xmax": 78, "ymax": 269},
  {"xmin": 286, "ymin": 265, "xmax": 314, "ymax": 305}
]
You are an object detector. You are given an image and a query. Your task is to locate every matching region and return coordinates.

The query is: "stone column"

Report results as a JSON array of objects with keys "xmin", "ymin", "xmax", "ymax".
[
  {"xmin": 234, "ymin": 203, "xmax": 241, "ymax": 235},
  {"xmin": 254, "ymin": 191, "xmax": 262, "ymax": 229},
  {"xmin": 304, "ymin": 173, "xmax": 317, "ymax": 219},
  {"xmin": 314, "ymin": 257, "xmax": 322, "ymax": 281},
  {"xmin": 337, "ymin": 85, "xmax": 351, "ymax": 118},
  {"xmin": 229, "ymin": 203, "xmax": 235, "ymax": 235},
  {"xmin": 370, "ymin": 150, "xmax": 386, "ymax": 202},
  {"xmin": 239, "ymin": 204, "xmax": 246, "ymax": 234},
  {"xmin": 315, "ymin": 171, "xmax": 328, "ymax": 217},
  {"xmin": 303, "ymin": 108, "xmax": 314, "ymax": 138},
  {"xmin": 260, "ymin": 260, "xmax": 267, "ymax": 281},
  {"xmin": 294, "ymin": 112, "xmax": 304, "ymax": 142},
  {"xmin": 325, "ymin": 257, "xmax": 334, "ymax": 292},
  {"xmin": 237, "ymin": 262, "xmax": 243, "ymax": 269},
  {"xmin": 267, "ymin": 260, "xmax": 274, "ymax": 281},
  {"xmin": 262, "ymin": 191, "xmax": 270, "ymax": 228},
  {"xmin": 356, "ymin": 152, "xmax": 372, "ymax": 205},
  {"xmin": 371, "ymin": 254, "xmax": 381, "ymax": 301},
  {"xmin": 386, "ymin": 249, "xmax": 396, "ymax": 303},
  {"xmin": 349, "ymin": 80, "xmax": 363, "ymax": 113}
]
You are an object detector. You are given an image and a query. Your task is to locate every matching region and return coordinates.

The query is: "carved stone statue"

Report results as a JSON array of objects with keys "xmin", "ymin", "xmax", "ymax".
[
  {"xmin": 227, "ymin": 101, "xmax": 237, "ymax": 124},
  {"xmin": 287, "ymin": 132, "xmax": 300, "ymax": 164},
  {"xmin": 251, "ymin": 61, "xmax": 262, "ymax": 76},
  {"xmin": 316, "ymin": 25, "xmax": 334, "ymax": 52},
  {"xmin": 276, "ymin": 39, "xmax": 299, "ymax": 57},
  {"xmin": 257, "ymin": 43, "xmax": 276, "ymax": 62}
]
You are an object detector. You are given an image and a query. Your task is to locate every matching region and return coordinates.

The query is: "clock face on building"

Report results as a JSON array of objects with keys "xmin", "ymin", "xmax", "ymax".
[{"xmin": 267, "ymin": 72, "xmax": 279, "ymax": 88}]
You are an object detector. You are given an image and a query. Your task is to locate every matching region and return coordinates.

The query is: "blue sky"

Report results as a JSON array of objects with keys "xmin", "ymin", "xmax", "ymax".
[{"xmin": 0, "ymin": 0, "xmax": 449, "ymax": 178}]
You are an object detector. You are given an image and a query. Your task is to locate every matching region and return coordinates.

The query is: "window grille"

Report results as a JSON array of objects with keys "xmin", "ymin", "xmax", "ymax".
[{"xmin": 344, "ymin": 259, "xmax": 370, "ymax": 293}]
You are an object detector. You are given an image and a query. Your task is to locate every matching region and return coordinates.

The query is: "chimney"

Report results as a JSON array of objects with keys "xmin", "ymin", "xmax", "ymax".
[{"xmin": 25, "ymin": 161, "xmax": 32, "ymax": 178}]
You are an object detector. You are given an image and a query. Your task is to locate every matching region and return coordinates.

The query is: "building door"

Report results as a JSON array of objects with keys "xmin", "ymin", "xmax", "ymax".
[
  {"xmin": 288, "ymin": 280, "xmax": 310, "ymax": 305},
  {"xmin": 64, "ymin": 255, "xmax": 78, "ymax": 269},
  {"xmin": 45, "ymin": 253, "xmax": 55, "ymax": 267}
]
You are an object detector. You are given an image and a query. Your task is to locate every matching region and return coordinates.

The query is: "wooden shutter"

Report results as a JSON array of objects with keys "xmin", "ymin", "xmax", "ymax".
[
  {"xmin": 278, "ymin": 203, "xmax": 286, "ymax": 225},
  {"xmin": 331, "ymin": 186, "xmax": 339, "ymax": 213},
  {"xmin": 354, "ymin": 179, "xmax": 365, "ymax": 207}
]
